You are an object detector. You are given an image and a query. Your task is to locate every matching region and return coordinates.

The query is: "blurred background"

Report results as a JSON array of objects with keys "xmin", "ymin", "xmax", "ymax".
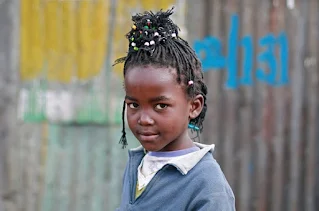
[{"xmin": 0, "ymin": 0, "xmax": 318, "ymax": 211}]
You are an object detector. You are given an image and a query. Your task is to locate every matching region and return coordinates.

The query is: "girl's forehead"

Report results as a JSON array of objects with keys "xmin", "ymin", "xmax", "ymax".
[
  {"xmin": 125, "ymin": 65, "xmax": 178, "ymax": 85},
  {"xmin": 124, "ymin": 66, "xmax": 187, "ymax": 97}
]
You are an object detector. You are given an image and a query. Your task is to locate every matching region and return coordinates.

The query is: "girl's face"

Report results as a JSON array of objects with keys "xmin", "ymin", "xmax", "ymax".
[{"xmin": 124, "ymin": 65, "xmax": 196, "ymax": 152}]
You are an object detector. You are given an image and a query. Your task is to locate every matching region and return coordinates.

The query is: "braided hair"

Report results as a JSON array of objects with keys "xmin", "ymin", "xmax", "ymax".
[{"xmin": 114, "ymin": 8, "xmax": 208, "ymax": 148}]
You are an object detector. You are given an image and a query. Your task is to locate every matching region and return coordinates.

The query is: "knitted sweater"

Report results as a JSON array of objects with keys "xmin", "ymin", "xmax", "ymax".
[{"xmin": 116, "ymin": 142, "xmax": 236, "ymax": 211}]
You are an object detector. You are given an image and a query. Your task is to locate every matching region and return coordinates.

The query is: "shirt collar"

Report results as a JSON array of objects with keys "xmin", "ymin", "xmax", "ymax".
[{"xmin": 130, "ymin": 142, "xmax": 215, "ymax": 175}]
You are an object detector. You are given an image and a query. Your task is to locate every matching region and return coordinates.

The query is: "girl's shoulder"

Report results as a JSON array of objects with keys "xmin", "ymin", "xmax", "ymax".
[
  {"xmin": 190, "ymin": 154, "xmax": 234, "ymax": 197},
  {"xmin": 193, "ymin": 152, "xmax": 222, "ymax": 176}
]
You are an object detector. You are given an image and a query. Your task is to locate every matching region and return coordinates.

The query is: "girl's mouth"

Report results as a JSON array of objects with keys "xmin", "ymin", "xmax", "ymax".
[{"xmin": 138, "ymin": 132, "xmax": 159, "ymax": 142}]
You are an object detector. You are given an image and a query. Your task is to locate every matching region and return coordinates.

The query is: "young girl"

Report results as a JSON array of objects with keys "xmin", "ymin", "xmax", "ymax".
[{"xmin": 114, "ymin": 8, "xmax": 235, "ymax": 211}]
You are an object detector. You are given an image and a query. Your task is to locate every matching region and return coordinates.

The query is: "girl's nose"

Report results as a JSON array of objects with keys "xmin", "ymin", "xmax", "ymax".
[{"xmin": 138, "ymin": 112, "xmax": 155, "ymax": 126}]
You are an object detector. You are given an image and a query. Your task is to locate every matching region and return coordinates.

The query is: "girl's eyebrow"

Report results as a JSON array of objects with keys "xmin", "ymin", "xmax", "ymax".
[
  {"xmin": 149, "ymin": 96, "xmax": 171, "ymax": 103},
  {"xmin": 125, "ymin": 95, "xmax": 137, "ymax": 101},
  {"xmin": 125, "ymin": 95, "xmax": 171, "ymax": 103}
]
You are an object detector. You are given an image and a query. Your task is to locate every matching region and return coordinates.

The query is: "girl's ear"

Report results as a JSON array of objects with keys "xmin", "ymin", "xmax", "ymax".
[{"xmin": 189, "ymin": 94, "xmax": 204, "ymax": 120}]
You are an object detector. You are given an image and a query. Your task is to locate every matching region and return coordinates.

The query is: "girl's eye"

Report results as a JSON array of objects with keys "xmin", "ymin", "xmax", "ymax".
[
  {"xmin": 155, "ymin": 104, "xmax": 168, "ymax": 110},
  {"xmin": 128, "ymin": 103, "xmax": 139, "ymax": 109}
]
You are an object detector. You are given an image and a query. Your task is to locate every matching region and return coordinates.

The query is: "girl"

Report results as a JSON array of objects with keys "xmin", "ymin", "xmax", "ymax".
[{"xmin": 115, "ymin": 8, "xmax": 235, "ymax": 211}]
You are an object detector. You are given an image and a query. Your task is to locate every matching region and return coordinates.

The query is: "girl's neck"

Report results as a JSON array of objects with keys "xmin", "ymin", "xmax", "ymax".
[{"xmin": 158, "ymin": 132, "xmax": 195, "ymax": 152}]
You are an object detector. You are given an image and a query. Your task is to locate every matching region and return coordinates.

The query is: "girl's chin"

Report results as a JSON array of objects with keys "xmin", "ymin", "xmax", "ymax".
[{"xmin": 140, "ymin": 141, "xmax": 162, "ymax": 152}]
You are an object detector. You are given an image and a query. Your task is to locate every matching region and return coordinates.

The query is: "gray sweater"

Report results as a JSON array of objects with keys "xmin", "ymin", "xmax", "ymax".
[{"xmin": 116, "ymin": 143, "xmax": 236, "ymax": 211}]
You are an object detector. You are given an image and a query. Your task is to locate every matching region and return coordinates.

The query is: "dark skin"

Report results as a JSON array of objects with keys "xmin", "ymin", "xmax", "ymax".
[{"xmin": 124, "ymin": 65, "xmax": 204, "ymax": 152}]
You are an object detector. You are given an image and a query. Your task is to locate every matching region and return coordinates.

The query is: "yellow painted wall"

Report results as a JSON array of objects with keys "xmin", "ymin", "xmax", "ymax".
[{"xmin": 20, "ymin": 0, "xmax": 179, "ymax": 82}]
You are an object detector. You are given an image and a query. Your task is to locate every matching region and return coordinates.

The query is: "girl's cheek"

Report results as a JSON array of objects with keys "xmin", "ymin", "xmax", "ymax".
[
  {"xmin": 127, "ymin": 115, "xmax": 136, "ymax": 131},
  {"xmin": 127, "ymin": 111, "xmax": 138, "ymax": 123}
]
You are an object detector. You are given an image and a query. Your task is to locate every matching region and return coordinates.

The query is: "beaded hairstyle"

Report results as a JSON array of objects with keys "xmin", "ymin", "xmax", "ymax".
[{"xmin": 114, "ymin": 8, "xmax": 208, "ymax": 148}]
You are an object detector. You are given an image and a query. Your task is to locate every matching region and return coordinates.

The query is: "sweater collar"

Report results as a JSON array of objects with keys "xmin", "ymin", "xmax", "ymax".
[{"xmin": 129, "ymin": 142, "xmax": 215, "ymax": 175}]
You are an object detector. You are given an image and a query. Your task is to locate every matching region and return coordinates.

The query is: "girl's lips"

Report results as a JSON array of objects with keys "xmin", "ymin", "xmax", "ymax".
[{"xmin": 138, "ymin": 133, "xmax": 159, "ymax": 142}]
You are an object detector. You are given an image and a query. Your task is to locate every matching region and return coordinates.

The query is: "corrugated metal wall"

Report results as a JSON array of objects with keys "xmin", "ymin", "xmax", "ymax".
[
  {"xmin": 14, "ymin": 124, "xmax": 138, "ymax": 211},
  {"xmin": 3, "ymin": 1, "xmax": 187, "ymax": 211},
  {"xmin": 188, "ymin": 0, "xmax": 319, "ymax": 211},
  {"xmin": 0, "ymin": 0, "xmax": 20, "ymax": 211},
  {"xmin": 1, "ymin": 0, "xmax": 319, "ymax": 211}
]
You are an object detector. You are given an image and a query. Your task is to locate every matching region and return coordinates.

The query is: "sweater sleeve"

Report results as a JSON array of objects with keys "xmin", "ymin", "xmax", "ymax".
[
  {"xmin": 192, "ymin": 194, "xmax": 236, "ymax": 211},
  {"xmin": 188, "ymin": 156, "xmax": 236, "ymax": 211}
]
